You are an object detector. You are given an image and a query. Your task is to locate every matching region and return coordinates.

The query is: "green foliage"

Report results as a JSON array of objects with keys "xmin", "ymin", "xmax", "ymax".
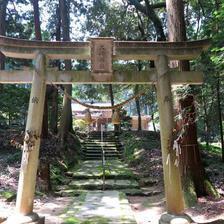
[
  {"xmin": 63, "ymin": 217, "xmax": 80, "ymax": 224},
  {"xmin": 51, "ymin": 164, "xmax": 68, "ymax": 186},
  {"xmin": 120, "ymin": 131, "xmax": 160, "ymax": 163},
  {"xmin": 200, "ymin": 143, "xmax": 222, "ymax": 155},
  {"xmin": 0, "ymin": 85, "xmax": 30, "ymax": 128},
  {"xmin": 121, "ymin": 132, "xmax": 142, "ymax": 161},
  {"xmin": 0, "ymin": 190, "xmax": 16, "ymax": 201},
  {"xmin": 120, "ymin": 109, "xmax": 132, "ymax": 130},
  {"xmin": 73, "ymin": 119, "xmax": 87, "ymax": 131},
  {"xmin": 6, "ymin": 150, "xmax": 22, "ymax": 164},
  {"xmin": 6, "ymin": 1, "xmax": 33, "ymax": 39},
  {"xmin": 84, "ymin": 0, "xmax": 140, "ymax": 40}
]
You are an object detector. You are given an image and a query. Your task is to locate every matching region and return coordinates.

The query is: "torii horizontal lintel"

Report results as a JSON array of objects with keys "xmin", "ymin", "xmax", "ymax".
[
  {"xmin": 0, "ymin": 69, "xmax": 203, "ymax": 85},
  {"xmin": 0, "ymin": 36, "xmax": 210, "ymax": 60}
]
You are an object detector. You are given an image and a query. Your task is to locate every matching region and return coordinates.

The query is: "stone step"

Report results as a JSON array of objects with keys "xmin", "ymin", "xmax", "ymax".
[
  {"xmin": 68, "ymin": 179, "xmax": 139, "ymax": 190},
  {"xmin": 87, "ymin": 138, "xmax": 118, "ymax": 141},
  {"xmin": 84, "ymin": 155, "xmax": 121, "ymax": 159},
  {"xmin": 84, "ymin": 152, "xmax": 121, "ymax": 156},
  {"xmin": 66, "ymin": 173, "xmax": 136, "ymax": 180},
  {"xmin": 83, "ymin": 152, "xmax": 121, "ymax": 157},
  {"xmin": 67, "ymin": 160, "xmax": 135, "ymax": 177},
  {"xmin": 83, "ymin": 148, "xmax": 122, "ymax": 151},
  {"xmin": 89, "ymin": 131, "xmax": 116, "ymax": 135},
  {"xmin": 84, "ymin": 156, "xmax": 121, "ymax": 160},
  {"xmin": 83, "ymin": 144, "xmax": 118, "ymax": 149},
  {"xmin": 86, "ymin": 141, "xmax": 120, "ymax": 145},
  {"xmin": 84, "ymin": 148, "xmax": 121, "ymax": 151},
  {"xmin": 88, "ymin": 134, "xmax": 118, "ymax": 136},
  {"xmin": 84, "ymin": 145, "xmax": 121, "ymax": 149},
  {"xmin": 83, "ymin": 149, "xmax": 121, "ymax": 154},
  {"xmin": 56, "ymin": 187, "xmax": 161, "ymax": 197},
  {"xmin": 83, "ymin": 142, "xmax": 122, "ymax": 146},
  {"xmin": 83, "ymin": 147, "xmax": 122, "ymax": 150},
  {"xmin": 82, "ymin": 148, "xmax": 122, "ymax": 152},
  {"xmin": 88, "ymin": 133, "xmax": 118, "ymax": 137},
  {"xmin": 87, "ymin": 138, "xmax": 119, "ymax": 141}
]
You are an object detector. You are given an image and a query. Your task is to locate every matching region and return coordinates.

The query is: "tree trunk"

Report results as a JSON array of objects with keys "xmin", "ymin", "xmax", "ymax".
[
  {"xmin": 59, "ymin": 0, "xmax": 73, "ymax": 143},
  {"xmin": 32, "ymin": 0, "xmax": 51, "ymax": 192},
  {"xmin": 134, "ymin": 85, "xmax": 142, "ymax": 131},
  {"xmin": 32, "ymin": 0, "xmax": 49, "ymax": 139},
  {"xmin": 108, "ymin": 84, "xmax": 119, "ymax": 132},
  {"xmin": 50, "ymin": 5, "xmax": 61, "ymax": 134},
  {"xmin": 166, "ymin": 0, "xmax": 189, "ymax": 70},
  {"xmin": 166, "ymin": 0, "xmax": 207, "ymax": 204},
  {"xmin": 151, "ymin": 113, "xmax": 156, "ymax": 132},
  {"xmin": 179, "ymin": 95, "xmax": 206, "ymax": 197},
  {"xmin": 216, "ymin": 75, "xmax": 224, "ymax": 162},
  {"xmin": 202, "ymin": 92, "xmax": 210, "ymax": 148},
  {"xmin": 33, "ymin": 0, "xmax": 42, "ymax": 40},
  {"xmin": 50, "ymin": 87, "xmax": 58, "ymax": 134},
  {"xmin": 0, "ymin": 0, "xmax": 7, "ymax": 67},
  {"xmin": 150, "ymin": 90, "xmax": 157, "ymax": 132},
  {"xmin": 0, "ymin": 0, "xmax": 8, "ymax": 93}
]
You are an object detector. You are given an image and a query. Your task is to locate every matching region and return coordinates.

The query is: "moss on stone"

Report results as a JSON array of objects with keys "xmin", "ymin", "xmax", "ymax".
[
  {"xmin": 63, "ymin": 216, "xmax": 111, "ymax": 224},
  {"xmin": 0, "ymin": 190, "xmax": 16, "ymax": 201},
  {"xmin": 183, "ymin": 176, "xmax": 197, "ymax": 208},
  {"xmin": 204, "ymin": 179, "xmax": 220, "ymax": 199}
]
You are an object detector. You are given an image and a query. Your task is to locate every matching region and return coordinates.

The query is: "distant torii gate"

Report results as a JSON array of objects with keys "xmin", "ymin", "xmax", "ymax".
[{"xmin": 0, "ymin": 36, "xmax": 210, "ymax": 224}]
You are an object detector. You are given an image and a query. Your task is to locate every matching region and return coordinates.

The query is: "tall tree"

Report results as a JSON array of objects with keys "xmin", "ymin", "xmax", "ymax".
[
  {"xmin": 33, "ymin": 0, "xmax": 42, "ymax": 40},
  {"xmin": 49, "ymin": 5, "xmax": 61, "ymax": 134},
  {"xmin": 32, "ymin": 0, "xmax": 49, "ymax": 138},
  {"xmin": 0, "ymin": 0, "xmax": 8, "ymax": 70},
  {"xmin": 166, "ymin": 0, "xmax": 207, "ymax": 203},
  {"xmin": 213, "ymin": 2, "xmax": 224, "ymax": 162},
  {"xmin": 166, "ymin": 0, "xmax": 189, "ymax": 70},
  {"xmin": 217, "ymin": 75, "xmax": 224, "ymax": 162},
  {"xmin": 59, "ymin": 0, "xmax": 73, "ymax": 143},
  {"xmin": 32, "ymin": 0, "xmax": 51, "ymax": 192},
  {"xmin": 134, "ymin": 85, "xmax": 142, "ymax": 131}
]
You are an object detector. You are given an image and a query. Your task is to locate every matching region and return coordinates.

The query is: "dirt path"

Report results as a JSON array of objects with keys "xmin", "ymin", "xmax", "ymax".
[{"xmin": 128, "ymin": 194, "xmax": 224, "ymax": 224}]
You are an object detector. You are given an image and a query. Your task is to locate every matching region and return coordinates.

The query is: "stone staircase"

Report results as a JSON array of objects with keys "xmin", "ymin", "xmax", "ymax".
[
  {"xmin": 82, "ymin": 131, "xmax": 123, "ymax": 160},
  {"xmin": 58, "ymin": 160, "xmax": 140, "ymax": 195}
]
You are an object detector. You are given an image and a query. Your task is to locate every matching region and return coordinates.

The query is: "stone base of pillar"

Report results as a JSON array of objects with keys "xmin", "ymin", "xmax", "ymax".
[
  {"xmin": 4, "ymin": 212, "xmax": 45, "ymax": 224},
  {"xmin": 159, "ymin": 213, "xmax": 193, "ymax": 224}
]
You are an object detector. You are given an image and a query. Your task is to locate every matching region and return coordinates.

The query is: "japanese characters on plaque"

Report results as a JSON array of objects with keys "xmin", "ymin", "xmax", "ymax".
[{"xmin": 91, "ymin": 38, "xmax": 114, "ymax": 81}]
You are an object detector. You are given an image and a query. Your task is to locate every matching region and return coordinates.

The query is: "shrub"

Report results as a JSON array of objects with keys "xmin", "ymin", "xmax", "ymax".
[{"xmin": 73, "ymin": 119, "xmax": 87, "ymax": 131}]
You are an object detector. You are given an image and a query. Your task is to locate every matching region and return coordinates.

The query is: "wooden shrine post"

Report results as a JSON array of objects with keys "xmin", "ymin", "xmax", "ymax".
[
  {"xmin": 156, "ymin": 55, "xmax": 185, "ymax": 214},
  {"xmin": 7, "ymin": 52, "xmax": 46, "ymax": 224}
]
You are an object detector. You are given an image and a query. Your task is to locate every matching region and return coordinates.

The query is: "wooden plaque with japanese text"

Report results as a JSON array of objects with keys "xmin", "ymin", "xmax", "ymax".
[{"xmin": 91, "ymin": 38, "xmax": 114, "ymax": 81}]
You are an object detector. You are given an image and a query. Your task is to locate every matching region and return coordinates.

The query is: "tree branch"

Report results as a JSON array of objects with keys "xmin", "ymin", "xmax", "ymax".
[
  {"xmin": 152, "ymin": 2, "xmax": 166, "ymax": 9},
  {"xmin": 128, "ymin": 0, "xmax": 166, "ymax": 40}
]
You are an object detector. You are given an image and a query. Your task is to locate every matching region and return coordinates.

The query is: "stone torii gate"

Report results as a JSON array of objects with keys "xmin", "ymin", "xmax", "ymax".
[{"xmin": 0, "ymin": 36, "xmax": 209, "ymax": 224}]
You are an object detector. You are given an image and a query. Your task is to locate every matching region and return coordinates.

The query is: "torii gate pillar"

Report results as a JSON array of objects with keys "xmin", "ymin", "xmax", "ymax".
[
  {"xmin": 7, "ymin": 53, "xmax": 46, "ymax": 224},
  {"xmin": 156, "ymin": 55, "xmax": 184, "ymax": 213},
  {"xmin": 156, "ymin": 55, "xmax": 191, "ymax": 223}
]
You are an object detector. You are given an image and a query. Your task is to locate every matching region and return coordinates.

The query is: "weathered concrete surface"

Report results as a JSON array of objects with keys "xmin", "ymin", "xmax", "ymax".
[{"xmin": 60, "ymin": 191, "xmax": 136, "ymax": 224}]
